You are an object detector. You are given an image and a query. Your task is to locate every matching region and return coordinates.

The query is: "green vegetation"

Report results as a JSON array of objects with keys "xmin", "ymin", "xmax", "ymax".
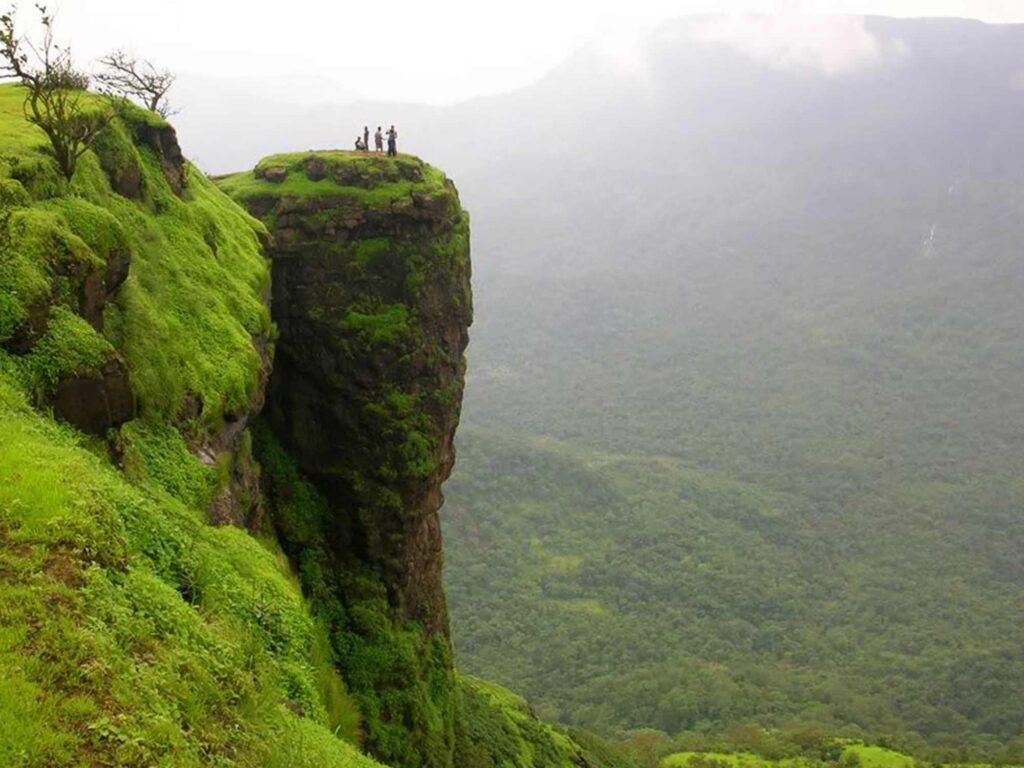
[
  {"xmin": 444, "ymin": 428, "xmax": 1024, "ymax": 760},
  {"xmin": 254, "ymin": 423, "xmax": 455, "ymax": 768},
  {"xmin": 661, "ymin": 744, "xmax": 1024, "ymax": 768},
  {"xmin": 218, "ymin": 147, "xmax": 475, "ymax": 768},
  {"xmin": 214, "ymin": 151, "xmax": 450, "ymax": 210},
  {"xmin": 0, "ymin": 75, "xmax": 638, "ymax": 768},
  {"xmin": 15, "ymin": 305, "xmax": 113, "ymax": 397},
  {"xmin": 104, "ymin": 156, "xmax": 272, "ymax": 425},
  {"xmin": 444, "ymin": 50, "xmax": 1024, "ymax": 752},
  {"xmin": 118, "ymin": 420, "xmax": 218, "ymax": 509},
  {"xmin": 0, "ymin": 377, "xmax": 376, "ymax": 767},
  {"xmin": 0, "ymin": 8, "xmax": 113, "ymax": 181},
  {"xmin": 0, "ymin": 82, "xmax": 376, "ymax": 766},
  {"xmin": 453, "ymin": 675, "xmax": 639, "ymax": 768},
  {"xmin": 341, "ymin": 304, "xmax": 412, "ymax": 345},
  {"xmin": 0, "ymin": 82, "xmax": 272, "ymax": 427}
]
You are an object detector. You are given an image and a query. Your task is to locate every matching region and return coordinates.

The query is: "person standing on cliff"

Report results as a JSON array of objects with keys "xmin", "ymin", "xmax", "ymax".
[
  {"xmin": 387, "ymin": 125, "xmax": 398, "ymax": 156},
  {"xmin": 363, "ymin": 126, "xmax": 370, "ymax": 152},
  {"xmin": 374, "ymin": 126, "xmax": 384, "ymax": 153}
]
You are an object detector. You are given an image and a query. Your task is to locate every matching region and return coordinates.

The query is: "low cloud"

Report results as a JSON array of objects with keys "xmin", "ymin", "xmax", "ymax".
[{"xmin": 688, "ymin": 15, "xmax": 899, "ymax": 76}]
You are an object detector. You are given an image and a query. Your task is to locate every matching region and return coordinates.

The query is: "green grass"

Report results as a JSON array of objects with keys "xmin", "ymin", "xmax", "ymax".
[
  {"xmin": 341, "ymin": 304, "xmax": 412, "ymax": 346},
  {"xmin": 118, "ymin": 420, "xmax": 218, "ymax": 509},
  {"xmin": 101, "ymin": 155, "xmax": 272, "ymax": 426},
  {"xmin": 0, "ymin": 83, "xmax": 272, "ymax": 427},
  {"xmin": 213, "ymin": 150, "xmax": 450, "ymax": 210},
  {"xmin": 840, "ymin": 746, "xmax": 915, "ymax": 768},
  {"xmin": 354, "ymin": 237, "xmax": 390, "ymax": 267},
  {"xmin": 15, "ymin": 306, "xmax": 114, "ymax": 398},
  {"xmin": 0, "ymin": 376, "xmax": 376, "ymax": 767}
]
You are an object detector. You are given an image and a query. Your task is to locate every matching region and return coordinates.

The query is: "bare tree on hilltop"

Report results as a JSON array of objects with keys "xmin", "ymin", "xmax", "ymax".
[
  {"xmin": 95, "ymin": 49, "xmax": 176, "ymax": 117},
  {"xmin": 0, "ymin": 3, "xmax": 111, "ymax": 180}
]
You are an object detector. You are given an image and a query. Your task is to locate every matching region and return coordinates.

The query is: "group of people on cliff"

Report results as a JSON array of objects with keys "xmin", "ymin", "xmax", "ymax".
[{"xmin": 355, "ymin": 125, "xmax": 398, "ymax": 156}]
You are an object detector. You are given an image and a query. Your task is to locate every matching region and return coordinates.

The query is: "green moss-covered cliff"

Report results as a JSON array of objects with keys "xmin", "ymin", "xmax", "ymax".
[
  {"xmin": 219, "ymin": 150, "xmax": 472, "ymax": 768},
  {"xmin": 219, "ymin": 150, "xmax": 471, "ymax": 636}
]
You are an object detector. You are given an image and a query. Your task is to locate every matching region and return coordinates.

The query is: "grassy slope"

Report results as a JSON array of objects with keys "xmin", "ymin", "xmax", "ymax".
[
  {"xmin": 0, "ymin": 84, "xmax": 372, "ymax": 766},
  {"xmin": 0, "ymin": 377, "xmax": 374, "ymax": 767},
  {"xmin": 0, "ymin": 85, "xmax": 272, "ymax": 426}
]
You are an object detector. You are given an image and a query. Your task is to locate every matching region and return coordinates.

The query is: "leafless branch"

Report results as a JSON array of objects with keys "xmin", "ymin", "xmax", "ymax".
[{"xmin": 95, "ymin": 48, "xmax": 177, "ymax": 117}]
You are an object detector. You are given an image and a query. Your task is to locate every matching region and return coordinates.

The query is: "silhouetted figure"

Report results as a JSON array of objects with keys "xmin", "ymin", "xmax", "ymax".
[
  {"xmin": 363, "ymin": 126, "xmax": 369, "ymax": 152},
  {"xmin": 374, "ymin": 126, "xmax": 384, "ymax": 153},
  {"xmin": 355, "ymin": 136, "xmax": 366, "ymax": 151},
  {"xmin": 387, "ymin": 125, "xmax": 397, "ymax": 157}
]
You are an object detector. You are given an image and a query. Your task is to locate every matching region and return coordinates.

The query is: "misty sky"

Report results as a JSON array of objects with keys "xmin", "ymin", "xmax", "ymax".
[{"xmin": 49, "ymin": 0, "xmax": 1024, "ymax": 105}]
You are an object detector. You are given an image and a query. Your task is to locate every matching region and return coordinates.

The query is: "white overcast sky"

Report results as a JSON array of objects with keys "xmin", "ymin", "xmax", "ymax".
[{"xmin": 52, "ymin": 0, "xmax": 1024, "ymax": 104}]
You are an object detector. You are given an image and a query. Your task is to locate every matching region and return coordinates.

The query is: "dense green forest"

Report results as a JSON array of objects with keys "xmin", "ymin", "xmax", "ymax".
[
  {"xmin": 445, "ymin": 429, "xmax": 1024, "ymax": 758},
  {"xmin": 439, "ymin": 16, "xmax": 1024, "ymax": 761}
]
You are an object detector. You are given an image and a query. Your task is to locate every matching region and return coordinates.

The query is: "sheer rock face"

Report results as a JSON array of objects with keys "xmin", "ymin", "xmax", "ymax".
[
  {"xmin": 233, "ymin": 153, "xmax": 472, "ymax": 635},
  {"xmin": 52, "ymin": 355, "xmax": 134, "ymax": 434}
]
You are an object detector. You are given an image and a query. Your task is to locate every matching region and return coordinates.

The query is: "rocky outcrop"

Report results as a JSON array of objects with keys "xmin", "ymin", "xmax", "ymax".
[
  {"xmin": 95, "ymin": 116, "xmax": 187, "ymax": 199},
  {"xmin": 194, "ymin": 333, "xmax": 274, "ymax": 529},
  {"xmin": 135, "ymin": 121, "xmax": 188, "ymax": 196},
  {"xmin": 230, "ymin": 152, "xmax": 472, "ymax": 634},
  {"xmin": 221, "ymin": 152, "xmax": 471, "ymax": 768},
  {"xmin": 52, "ymin": 355, "xmax": 134, "ymax": 434}
]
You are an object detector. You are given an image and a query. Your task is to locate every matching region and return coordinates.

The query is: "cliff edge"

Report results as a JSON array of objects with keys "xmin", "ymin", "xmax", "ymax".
[{"xmin": 219, "ymin": 151, "xmax": 471, "ymax": 768}]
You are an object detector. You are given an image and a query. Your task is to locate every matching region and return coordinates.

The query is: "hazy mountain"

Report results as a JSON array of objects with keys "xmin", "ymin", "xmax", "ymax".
[{"xmin": 436, "ymin": 16, "xmax": 1024, "ymax": 753}]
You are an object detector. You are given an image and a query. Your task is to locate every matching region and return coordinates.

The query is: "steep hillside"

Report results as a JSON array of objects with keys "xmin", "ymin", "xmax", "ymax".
[
  {"xmin": 0, "ymin": 71, "xmax": 642, "ymax": 768},
  {"xmin": 0, "ymin": 82, "xmax": 630, "ymax": 768},
  {"xmin": 0, "ymin": 83, "xmax": 376, "ymax": 766}
]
